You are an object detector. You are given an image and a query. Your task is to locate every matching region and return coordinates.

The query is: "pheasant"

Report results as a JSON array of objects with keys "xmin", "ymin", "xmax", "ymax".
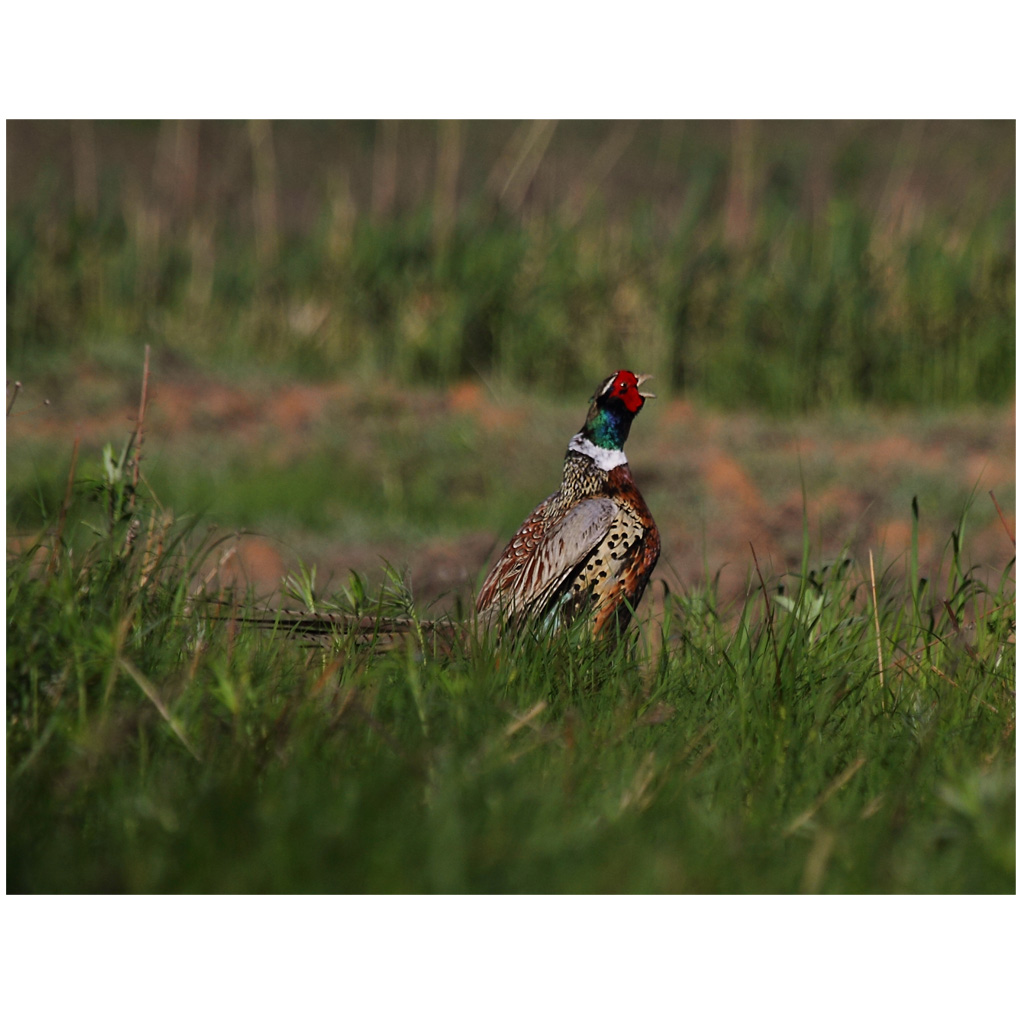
[
  {"xmin": 475, "ymin": 369, "xmax": 661, "ymax": 637},
  {"xmin": 223, "ymin": 371, "xmax": 660, "ymax": 646}
]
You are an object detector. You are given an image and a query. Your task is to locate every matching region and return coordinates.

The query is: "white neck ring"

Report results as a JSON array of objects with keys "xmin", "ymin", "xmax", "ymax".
[{"xmin": 568, "ymin": 433, "xmax": 627, "ymax": 471}]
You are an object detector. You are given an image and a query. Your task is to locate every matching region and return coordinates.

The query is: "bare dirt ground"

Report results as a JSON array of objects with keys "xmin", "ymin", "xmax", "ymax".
[{"xmin": 9, "ymin": 372, "xmax": 1015, "ymax": 621}]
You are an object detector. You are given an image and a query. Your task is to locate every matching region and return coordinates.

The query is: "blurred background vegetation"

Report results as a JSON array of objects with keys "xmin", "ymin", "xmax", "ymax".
[{"xmin": 6, "ymin": 119, "xmax": 1015, "ymax": 412}]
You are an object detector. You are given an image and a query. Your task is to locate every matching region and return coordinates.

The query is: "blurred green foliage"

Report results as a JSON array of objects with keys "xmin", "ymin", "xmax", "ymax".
[{"xmin": 6, "ymin": 120, "xmax": 1015, "ymax": 411}]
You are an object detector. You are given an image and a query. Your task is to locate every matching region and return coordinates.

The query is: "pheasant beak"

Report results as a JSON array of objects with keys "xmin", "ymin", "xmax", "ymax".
[{"xmin": 636, "ymin": 373, "xmax": 656, "ymax": 399}]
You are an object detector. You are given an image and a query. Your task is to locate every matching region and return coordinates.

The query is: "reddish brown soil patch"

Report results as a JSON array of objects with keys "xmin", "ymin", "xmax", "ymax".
[{"xmin": 9, "ymin": 373, "xmax": 1015, "ymax": 621}]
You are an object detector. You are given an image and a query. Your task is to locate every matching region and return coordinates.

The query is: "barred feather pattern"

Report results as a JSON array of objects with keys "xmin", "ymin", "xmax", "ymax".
[{"xmin": 475, "ymin": 451, "xmax": 660, "ymax": 636}]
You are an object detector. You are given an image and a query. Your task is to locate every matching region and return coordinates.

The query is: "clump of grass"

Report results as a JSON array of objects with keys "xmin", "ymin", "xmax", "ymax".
[{"xmin": 6, "ymin": 400, "xmax": 1014, "ymax": 892}]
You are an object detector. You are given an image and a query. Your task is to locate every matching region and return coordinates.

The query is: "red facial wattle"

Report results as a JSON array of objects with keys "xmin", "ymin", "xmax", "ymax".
[{"xmin": 611, "ymin": 370, "xmax": 645, "ymax": 414}]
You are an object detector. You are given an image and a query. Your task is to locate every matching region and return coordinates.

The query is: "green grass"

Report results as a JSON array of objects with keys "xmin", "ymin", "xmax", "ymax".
[
  {"xmin": 6, "ymin": 122, "xmax": 1016, "ymax": 892},
  {"xmin": 5, "ymin": 379, "xmax": 561, "ymax": 547},
  {"xmin": 7, "ymin": 438, "xmax": 1014, "ymax": 893}
]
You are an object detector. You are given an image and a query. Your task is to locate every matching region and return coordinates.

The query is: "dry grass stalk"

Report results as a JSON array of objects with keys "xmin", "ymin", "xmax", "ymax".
[
  {"xmin": 486, "ymin": 119, "xmax": 557, "ymax": 215},
  {"xmin": 749, "ymin": 542, "xmax": 783, "ymax": 705},
  {"xmin": 784, "ymin": 756, "xmax": 867, "ymax": 836},
  {"xmin": 989, "ymin": 490, "xmax": 1015, "ymax": 548},
  {"xmin": 433, "ymin": 120, "xmax": 463, "ymax": 252},
  {"xmin": 248, "ymin": 119, "xmax": 279, "ymax": 266},
  {"xmin": 869, "ymin": 550, "xmax": 885, "ymax": 694}
]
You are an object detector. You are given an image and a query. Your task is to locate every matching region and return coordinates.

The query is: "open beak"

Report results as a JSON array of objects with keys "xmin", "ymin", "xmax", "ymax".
[{"xmin": 636, "ymin": 373, "xmax": 656, "ymax": 399}]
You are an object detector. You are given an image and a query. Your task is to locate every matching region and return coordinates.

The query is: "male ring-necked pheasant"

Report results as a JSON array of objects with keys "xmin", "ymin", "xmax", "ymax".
[
  {"xmin": 227, "ymin": 370, "xmax": 659, "ymax": 646},
  {"xmin": 475, "ymin": 369, "xmax": 660, "ymax": 636}
]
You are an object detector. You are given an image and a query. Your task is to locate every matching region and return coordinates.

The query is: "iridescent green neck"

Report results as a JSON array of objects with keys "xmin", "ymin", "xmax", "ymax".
[{"xmin": 582, "ymin": 404, "xmax": 631, "ymax": 451}]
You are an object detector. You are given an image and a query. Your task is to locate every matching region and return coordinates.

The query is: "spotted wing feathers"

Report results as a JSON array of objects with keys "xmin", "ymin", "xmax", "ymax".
[{"xmin": 476, "ymin": 497, "xmax": 618, "ymax": 627}]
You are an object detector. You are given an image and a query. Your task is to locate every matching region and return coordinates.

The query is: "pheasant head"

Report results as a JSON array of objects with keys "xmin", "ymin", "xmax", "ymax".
[{"xmin": 579, "ymin": 369, "xmax": 655, "ymax": 454}]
